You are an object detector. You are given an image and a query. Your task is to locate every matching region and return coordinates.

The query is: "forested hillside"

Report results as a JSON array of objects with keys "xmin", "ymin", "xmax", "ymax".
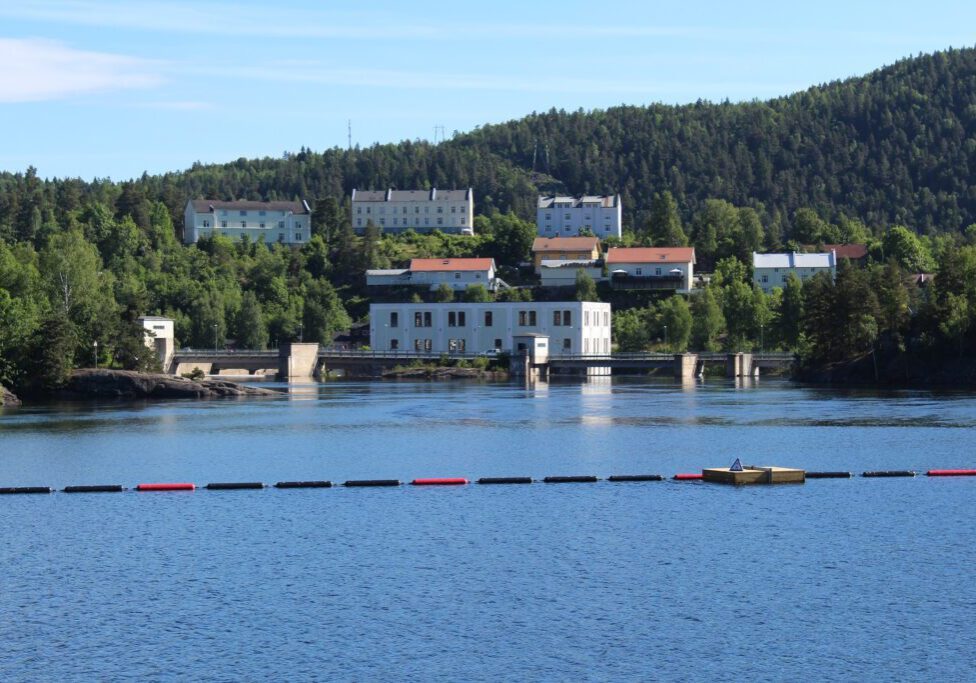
[
  {"xmin": 3, "ymin": 46, "xmax": 976, "ymax": 394},
  {"xmin": 2, "ymin": 46, "xmax": 976, "ymax": 241}
]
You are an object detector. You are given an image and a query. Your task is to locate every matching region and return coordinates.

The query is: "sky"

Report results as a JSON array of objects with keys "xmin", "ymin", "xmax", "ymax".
[{"xmin": 1, "ymin": 0, "xmax": 974, "ymax": 181}]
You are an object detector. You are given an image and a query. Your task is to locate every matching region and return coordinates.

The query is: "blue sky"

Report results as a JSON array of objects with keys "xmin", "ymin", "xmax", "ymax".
[{"xmin": 1, "ymin": 0, "xmax": 974, "ymax": 180}]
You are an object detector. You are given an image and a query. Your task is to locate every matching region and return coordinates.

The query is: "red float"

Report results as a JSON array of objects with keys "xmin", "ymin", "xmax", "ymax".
[
  {"xmin": 673, "ymin": 473, "xmax": 703, "ymax": 481},
  {"xmin": 136, "ymin": 482, "xmax": 196, "ymax": 491},
  {"xmin": 411, "ymin": 478, "xmax": 469, "ymax": 486},
  {"xmin": 927, "ymin": 469, "xmax": 976, "ymax": 477}
]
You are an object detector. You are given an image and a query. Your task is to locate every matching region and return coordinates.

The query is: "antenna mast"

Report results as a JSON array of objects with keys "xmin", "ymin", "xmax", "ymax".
[{"xmin": 347, "ymin": 120, "xmax": 352, "ymax": 150}]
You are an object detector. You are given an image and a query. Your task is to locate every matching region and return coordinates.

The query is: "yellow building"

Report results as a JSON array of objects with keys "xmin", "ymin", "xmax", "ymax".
[{"xmin": 531, "ymin": 236, "xmax": 602, "ymax": 273}]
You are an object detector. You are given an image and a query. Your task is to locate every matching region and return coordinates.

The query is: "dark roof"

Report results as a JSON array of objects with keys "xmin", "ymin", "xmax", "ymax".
[
  {"xmin": 351, "ymin": 188, "xmax": 471, "ymax": 202},
  {"xmin": 822, "ymin": 244, "xmax": 869, "ymax": 260},
  {"xmin": 189, "ymin": 199, "xmax": 309, "ymax": 214}
]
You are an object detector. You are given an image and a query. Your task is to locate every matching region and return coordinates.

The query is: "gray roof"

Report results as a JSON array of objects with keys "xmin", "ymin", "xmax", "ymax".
[
  {"xmin": 753, "ymin": 251, "xmax": 837, "ymax": 269},
  {"xmin": 189, "ymin": 199, "xmax": 309, "ymax": 214},
  {"xmin": 538, "ymin": 194, "xmax": 619, "ymax": 209},
  {"xmin": 352, "ymin": 188, "xmax": 472, "ymax": 202}
]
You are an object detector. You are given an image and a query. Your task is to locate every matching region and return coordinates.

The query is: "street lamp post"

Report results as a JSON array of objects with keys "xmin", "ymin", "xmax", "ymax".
[
  {"xmin": 760, "ymin": 324, "xmax": 764, "ymax": 354},
  {"xmin": 213, "ymin": 323, "xmax": 218, "ymax": 351},
  {"xmin": 299, "ymin": 323, "xmax": 304, "ymax": 343},
  {"xmin": 93, "ymin": 341, "xmax": 98, "ymax": 369},
  {"xmin": 663, "ymin": 325, "xmax": 669, "ymax": 353}
]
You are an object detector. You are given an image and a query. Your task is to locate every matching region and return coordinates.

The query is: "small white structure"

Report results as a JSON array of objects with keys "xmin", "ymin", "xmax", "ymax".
[
  {"xmin": 369, "ymin": 301, "xmax": 611, "ymax": 356},
  {"xmin": 537, "ymin": 195, "xmax": 622, "ymax": 239},
  {"xmin": 184, "ymin": 199, "xmax": 311, "ymax": 245},
  {"xmin": 139, "ymin": 316, "xmax": 175, "ymax": 370},
  {"xmin": 605, "ymin": 247, "xmax": 695, "ymax": 292},
  {"xmin": 753, "ymin": 251, "xmax": 837, "ymax": 293},
  {"xmin": 351, "ymin": 188, "xmax": 474, "ymax": 235},
  {"xmin": 367, "ymin": 258, "xmax": 500, "ymax": 291}
]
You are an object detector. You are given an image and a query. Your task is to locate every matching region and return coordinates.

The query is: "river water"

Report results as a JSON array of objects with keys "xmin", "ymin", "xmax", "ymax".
[{"xmin": 1, "ymin": 378, "xmax": 974, "ymax": 681}]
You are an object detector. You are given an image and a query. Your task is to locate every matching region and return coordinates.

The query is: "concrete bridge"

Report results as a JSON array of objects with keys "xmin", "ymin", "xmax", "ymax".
[{"xmin": 170, "ymin": 345, "xmax": 794, "ymax": 380}]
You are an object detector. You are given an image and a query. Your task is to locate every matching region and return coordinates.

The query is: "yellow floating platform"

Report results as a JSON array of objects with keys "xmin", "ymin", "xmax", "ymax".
[{"xmin": 702, "ymin": 466, "xmax": 805, "ymax": 485}]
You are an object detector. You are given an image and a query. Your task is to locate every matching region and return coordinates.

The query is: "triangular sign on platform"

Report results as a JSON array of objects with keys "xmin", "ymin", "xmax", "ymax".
[{"xmin": 730, "ymin": 458, "xmax": 743, "ymax": 472}]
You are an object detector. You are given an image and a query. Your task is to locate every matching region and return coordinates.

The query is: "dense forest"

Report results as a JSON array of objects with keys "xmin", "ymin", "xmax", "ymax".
[{"xmin": 3, "ymin": 46, "xmax": 976, "ymax": 394}]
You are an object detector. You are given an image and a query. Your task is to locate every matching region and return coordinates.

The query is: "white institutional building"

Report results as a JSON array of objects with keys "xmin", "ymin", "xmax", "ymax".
[
  {"xmin": 184, "ymin": 199, "xmax": 311, "ymax": 245},
  {"xmin": 369, "ymin": 301, "xmax": 612, "ymax": 356},
  {"xmin": 351, "ymin": 188, "xmax": 474, "ymax": 235},
  {"xmin": 536, "ymin": 195, "xmax": 622, "ymax": 239},
  {"xmin": 753, "ymin": 251, "xmax": 837, "ymax": 293}
]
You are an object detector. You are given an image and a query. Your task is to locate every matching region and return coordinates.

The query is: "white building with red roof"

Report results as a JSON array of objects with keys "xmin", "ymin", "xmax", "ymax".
[
  {"xmin": 366, "ymin": 257, "xmax": 501, "ymax": 291},
  {"xmin": 605, "ymin": 247, "xmax": 696, "ymax": 292}
]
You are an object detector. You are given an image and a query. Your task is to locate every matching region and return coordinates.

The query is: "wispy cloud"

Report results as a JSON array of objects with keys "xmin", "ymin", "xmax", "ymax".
[
  {"xmin": 0, "ymin": 1, "xmax": 703, "ymax": 41},
  {"xmin": 0, "ymin": 38, "xmax": 160, "ymax": 102}
]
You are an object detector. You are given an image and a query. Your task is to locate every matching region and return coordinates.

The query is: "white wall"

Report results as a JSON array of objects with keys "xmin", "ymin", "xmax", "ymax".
[
  {"xmin": 353, "ymin": 199, "xmax": 474, "ymax": 234},
  {"xmin": 184, "ymin": 203, "xmax": 309, "ymax": 245},
  {"xmin": 410, "ymin": 267, "xmax": 495, "ymax": 291},
  {"xmin": 537, "ymin": 201, "xmax": 622, "ymax": 238},
  {"xmin": 369, "ymin": 302, "xmax": 612, "ymax": 356},
  {"xmin": 754, "ymin": 265, "xmax": 834, "ymax": 293}
]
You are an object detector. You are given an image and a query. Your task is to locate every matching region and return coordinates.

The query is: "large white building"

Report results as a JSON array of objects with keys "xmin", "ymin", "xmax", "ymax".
[
  {"xmin": 753, "ymin": 251, "xmax": 837, "ymax": 293},
  {"xmin": 184, "ymin": 199, "xmax": 311, "ymax": 245},
  {"xmin": 536, "ymin": 195, "xmax": 622, "ymax": 239},
  {"xmin": 351, "ymin": 188, "xmax": 474, "ymax": 235},
  {"xmin": 369, "ymin": 301, "xmax": 612, "ymax": 356}
]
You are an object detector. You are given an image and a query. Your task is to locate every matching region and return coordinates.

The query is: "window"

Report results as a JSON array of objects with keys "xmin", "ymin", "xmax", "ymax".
[
  {"xmin": 564, "ymin": 213, "xmax": 571, "ymax": 219},
  {"xmin": 448, "ymin": 312, "xmax": 457, "ymax": 327},
  {"xmin": 279, "ymin": 221, "xmax": 285, "ymax": 228},
  {"xmin": 366, "ymin": 207, "xmax": 370, "ymax": 214},
  {"xmin": 414, "ymin": 339, "xmax": 423, "ymax": 351},
  {"xmin": 448, "ymin": 339, "xmax": 465, "ymax": 352},
  {"xmin": 425, "ymin": 339, "xmax": 432, "ymax": 351},
  {"xmin": 278, "ymin": 234, "xmax": 284, "ymax": 242},
  {"xmin": 584, "ymin": 339, "xmax": 589, "ymax": 354},
  {"xmin": 295, "ymin": 233, "xmax": 302, "ymax": 241},
  {"xmin": 357, "ymin": 219, "xmax": 362, "ymax": 226},
  {"xmin": 241, "ymin": 221, "xmax": 247, "ymax": 228},
  {"xmin": 380, "ymin": 219, "xmax": 385, "ymax": 226},
  {"xmin": 203, "ymin": 220, "xmax": 210, "ymax": 227},
  {"xmin": 390, "ymin": 312, "xmax": 398, "ymax": 327},
  {"xmin": 454, "ymin": 272, "xmax": 460, "ymax": 279},
  {"xmin": 239, "ymin": 210, "xmax": 246, "ymax": 216},
  {"xmin": 494, "ymin": 338, "xmax": 502, "ymax": 349},
  {"xmin": 458, "ymin": 312, "xmax": 466, "ymax": 327},
  {"xmin": 603, "ymin": 311, "xmax": 609, "ymax": 327},
  {"xmin": 529, "ymin": 311, "xmax": 537, "ymax": 326},
  {"xmin": 437, "ymin": 207, "xmax": 443, "ymax": 213},
  {"xmin": 403, "ymin": 207, "xmax": 407, "ymax": 214},
  {"xmin": 390, "ymin": 339, "xmax": 399, "ymax": 350},
  {"xmin": 437, "ymin": 218, "xmax": 443, "ymax": 225},
  {"xmin": 762, "ymin": 274, "xmax": 769, "ymax": 283},
  {"xmin": 584, "ymin": 311, "xmax": 590, "ymax": 326},
  {"xmin": 460, "ymin": 216, "xmax": 465, "ymax": 224},
  {"xmin": 484, "ymin": 311, "xmax": 493, "ymax": 327},
  {"xmin": 554, "ymin": 310, "xmax": 562, "ymax": 326},
  {"xmin": 414, "ymin": 312, "xmax": 432, "ymax": 328},
  {"xmin": 518, "ymin": 311, "xmax": 527, "ymax": 326},
  {"xmin": 636, "ymin": 268, "xmax": 642, "ymax": 275},
  {"xmin": 655, "ymin": 268, "xmax": 662, "ymax": 276},
  {"xmin": 259, "ymin": 210, "xmax": 266, "ymax": 216},
  {"xmin": 451, "ymin": 207, "xmax": 456, "ymax": 213},
  {"xmin": 563, "ymin": 310, "xmax": 571, "ymax": 326},
  {"xmin": 415, "ymin": 207, "xmax": 420, "ymax": 213},
  {"xmin": 357, "ymin": 207, "xmax": 362, "ymax": 214},
  {"xmin": 259, "ymin": 223, "xmax": 265, "ymax": 228},
  {"xmin": 221, "ymin": 221, "xmax": 227, "ymax": 228},
  {"xmin": 563, "ymin": 338, "xmax": 571, "ymax": 350}
]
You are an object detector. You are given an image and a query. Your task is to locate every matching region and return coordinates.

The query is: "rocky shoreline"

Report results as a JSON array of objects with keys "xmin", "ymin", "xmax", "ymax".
[
  {"xmin": 1, "ymin": 383, "xmax": 20, "ymax": 407},
  {"xmin": 31, "ymin": 369, "xmax": 282, "ymax": 401}
]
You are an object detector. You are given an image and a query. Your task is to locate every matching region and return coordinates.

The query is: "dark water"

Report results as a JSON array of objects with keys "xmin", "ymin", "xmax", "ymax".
[{"xmin": 1, "ymin": 378, "xmax": 975, "ymax": 681}]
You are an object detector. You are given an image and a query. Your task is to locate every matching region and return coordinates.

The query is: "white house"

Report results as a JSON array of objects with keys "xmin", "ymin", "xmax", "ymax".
[
  {"xmin": 605, "ymin": 247, "xmax": 695, "ymax": 292},
  {"xmin": 183, "ymin": 199, "xmax": 311, "ymax": 245},
  {"xmin": 536, "ymin": 195, "xmax": 622, "ymax": 239},
  {"xmin": 351, "ymin": 188, "xmax": 474, "ymax": 235},
  {"xmin": 753, "ymin": 251, "xmax": 837, "ymax": 293},
  {"xmin": 369, "ymin": 301, "xmax": 612, "ymax": 356},
  {"xmin": 367, "ymin": 258, "xmax": 500, "ymax": 291}
]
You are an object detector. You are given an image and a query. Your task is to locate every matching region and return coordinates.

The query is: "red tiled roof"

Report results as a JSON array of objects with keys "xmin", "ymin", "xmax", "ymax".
[
  {"xmin": 409, "ymin": 258, "xmax": 495, "ymax": 272},
  {"xmin": 606, "ymin": 247, "xmax": 696, "ymax": 264},
  {"xmin": 823, "ymin": 244, "xmax": 868, "ymax": 260},
  {"xmin": 532, "ymin": 236, "xmax": 601, "ymax": 252}
]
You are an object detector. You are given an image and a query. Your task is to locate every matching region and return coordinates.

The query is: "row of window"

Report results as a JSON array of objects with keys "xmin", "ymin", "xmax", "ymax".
[
  {"xmin": 543, "ymin": 213, "xmax": 615, "ymax": 221},
  {"xmin": 358, "ymin": 216, "xmax": 466, "ymax": 227},
  {"xmin": 542, "ymin": 225, "xmax": 615, "ymax": 233},
  {"xmin": 358, "ymin": 206, "xmax": 467, "ymax": 214},
  {"xmin": 401, "ymin": 309, "xmax": 609, "ymax": 329},
  {"xmin": 211, "ymin": 231, "xmax": 302, "ymax": 242},
  {"xmin": 218, "ymin": 210, "xmax": 287, "ymax": 217},
  {"xmin": 392, "ymin": 337, "xmax": 609, "ymax": 353}
]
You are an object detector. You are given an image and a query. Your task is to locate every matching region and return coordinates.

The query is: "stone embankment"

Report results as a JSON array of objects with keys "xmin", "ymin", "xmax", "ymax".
[
  {"xmin": 56, "ymin": 369, "xmax": 282, "ymax": 400},
  {"xmin": 1, "ymin": 383, "xmax": 20, "ymax": 407}
]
